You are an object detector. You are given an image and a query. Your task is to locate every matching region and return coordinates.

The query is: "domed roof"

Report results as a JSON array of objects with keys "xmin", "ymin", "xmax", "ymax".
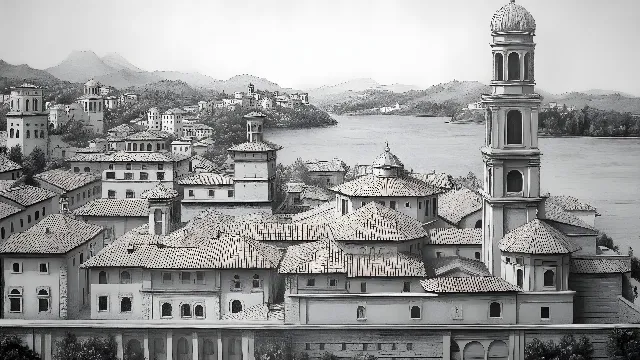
[
  {"xmin": 372, "ymin": 142, "xmax": 404, "ymax": 169},
  {"xmin": 490, "ymin": 0, "xmax": 536, "ymax": 34},
  {"xmin": 85, "ymin": 79, "xmax": 99, "ymax": 87}
]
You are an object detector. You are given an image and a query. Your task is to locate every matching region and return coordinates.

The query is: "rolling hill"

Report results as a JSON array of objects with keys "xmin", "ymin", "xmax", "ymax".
[{"xmin": 0, "ymin": 59, "xmax": 60, "ymax": 83}]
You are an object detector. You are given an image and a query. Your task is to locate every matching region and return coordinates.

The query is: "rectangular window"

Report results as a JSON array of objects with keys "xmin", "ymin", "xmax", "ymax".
[
  {"xmin": 37, "ymin": 287, "xmax": 50, "ymax": 312},
  {"xmin": 319, "ymin": 344, "xmax": 324, "ymax": 350},
  {"xmin": 341, "ymin": 199, "xmax": 349, "ymax": 215},
  {"xmin": 126, "ymin": 163, "xmax": 132, "ymax": 170},
  {"xmin": 157, "ymin": 172, "xmax": 165, "ymax": 180},
  {"xmin": 541, "ymin": 306, "xmax": 550, "ymax": 319},
  {"xmin": 158, "ymin": 164, "xmax": 164, "ymax": 170},
  {"xmin": 360, "ymin": 282, "xmax": 367, "ymax": 293},
  {"xmin": 106, "ymin": 172, "xmax": 115, "ymax": 179},
  {"xmin": 403, "ymin": 281, "xmax": 411, "ymax": 292},
  {"xmin": 425, "ymin": 199, "xmax": 430, "ymax": 216},
  {"xmin": 8, "ymin": 288, "xmax": 22, "ymax": 313},
  {"xmin": 11, "ymin": 262, "xmax": 22, "ymax": 274},
  {"xmin": 181, "ymin": 272, "xmax": 192, "ymax": 284},
  {"xmin": 208, "ymin": 189, "xmax": 215, "ymax": 197},
  {"xmin": 140, "ymin": 172, "xmax": 149, "ymax": 180},
  {"xmin": 418, "ymin": 201, "xmax": 422, "ymax": 210},
  {"xmin": 196, "ymin": 271, "xmax": 205, "ymax": 285},
  {"xmin": 432, "ymin": 198, "xmax": 437, "ymax": 216},
  {"xmin": 390, "ymin": 201, "xmax": 396, "ymax": 210},
  {"xmin": 39, "ymin": 262, "xmax": 49, "ymax": 274},
  {"xmin": 436, "ymin": 251, "xmax": 442, "ymax": 258},
  {"xmin": 329, "ymin": 278, "xmax": 337, "ymax": 287},
  {"xmin": 162, "ymin": 272, "xmax": 172, "ymax": 284},
  {"xmin": 188, "ymin": 190, "xmax": 195, "ymax": 197},
  {"xmin": 107, "ymin": 190, "xmax": 116, "ymax": 199},
  {"xmin": 306, "ymin": 278, "xmax": 315, "ymax": 287},
  {"xmin": 406, "ymin": 343, "xmax": 413, "ymax": 351},
  {"xmin": 124, "ymin": 172, "xmax": 133, "ymax": 180},
  {"xmin": 98, "ymin": 296, "xmax": 108, "ymax": 312},
  {"xmin": 228, "ymin": 190, "xmax": 234, "ymax": 198},
  {"xmin": 405, "ymin": 202, "xmax": 410, "ymax": 208}
]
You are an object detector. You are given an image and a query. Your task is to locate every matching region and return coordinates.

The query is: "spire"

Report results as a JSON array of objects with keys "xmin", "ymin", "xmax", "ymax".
[{"xmin": 385, "ymin": 141, "xmax": 390, "ymax": 152}]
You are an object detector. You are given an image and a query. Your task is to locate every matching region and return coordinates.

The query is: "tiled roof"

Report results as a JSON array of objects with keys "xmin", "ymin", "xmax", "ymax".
[
  {"xmin": 305, "ymin": 159, "xmax": 347, "ymax": 173},
  {"xmin": 287, "ymin": 183, "xmax": 305, "ymax": 193},
  {"xmin": 34, "ymin": 169, "xmax": 100, "ymax": 192},
  {"xmin": 279, "ymin": 239, "xmax": 426, "ymax": 277},
  {"xmin": 0, "ymin": 214, "xmax": 104, "ymax": 254},
  {"xmin": 140, "ymin": 183, "xmax": 179, "ymax": 200},
  {"xmin": 0, "ymin": 180, "xmax": 18, "ymax": 192},
  {"xmin": 428, "ymin": 228, "xmax": 483, "ymax": 245},
  {"xmin": 108, "ymin": 124, "xmax": 136, "ymax": 134},
  {"xmin": 548, "ymin": 195, "xmax": 596, "ymax": 211},
  {"xmin": 0, "ymin": 185, "xmax": 57, "ymax": 207},
  {"xmin": 491, "ymin": 1, "xmax": 536, "ymax": 34},
  {"xmin": 73, "ymin": 199, "xmax": 149, "ymax": 217},
  {"xmin": 125, "ymin": 131, "xmax": 164, "ymax": 140},
  {"xmin": 164, "ymin": 108, "xmax": 185, "ymax": 115},
  {"xmin": 408, "ymin": 173, "xmax": 455, "ymax": 191},
  {"xmin": 67, "ymin": 153, "xmax": 112, "ymax": 162},
  {"xmin": 228, "ymin": 142, "xmax": 283, "ymax": 152},
  {"xmin": 328, "ymin": 202, "xmax": 427, "ymax": 241},
  {"xmin": 420, "ymin": 276, "xmax": 521, "ymax": 293},
  {"xmin": 178, "ymin": 172, "xmax": 233, "ymax": 186},
  {"xmin": 570, "ymin": 258, "xmax": 631, "ymax": 274},
  {"xmin": 372, "ymin": 144, "xmax": 404, "ymax": 169},
  {"xmin": 189, "ymin": 155, "xmax": 218, "ymax": 172},
  {"xmin": 541, "ymin": 200, "xmax": 596, "ymax": 231},
  {"xmin": 0, "ymin": 155, "xmax": 22, "ymax": 173},
  {"xmin": 244, "ymin": 111, "xmax": 266, "ymax": 118},
  {"xmin": 499, "ymin": 219, "xmax": 581, "ymax": 254},
  {"xmin": 302, "ymin": 186, "xmax": 332, "ymax": 202},
  {"xmin": 217, "ymin": 221, "xmax": 333, "ymax": 242},
  {"xmin": 82, "ymin": 225, "xmax": 283, "ymax": 270},
  {"xmin": 0, "ymin": 202, "xmax": 22, "ymax": 220},
  {"xmin": 332, "ymin": 174, "xmax": 441, "ymax": 197},
  {"xmin": 437, "ymin": 188, "xmax": 482, "ymax": 225},
  {"xmin": 425, "ymin": 256, "xmax": 491, "ymax": 278},
  {"xmin": 290, "ymin": 202, "xmax": 337, "ymax": 224},
  {"xmin": 108, "ymin": 151, "xmax": 179, "ymax": 163}
]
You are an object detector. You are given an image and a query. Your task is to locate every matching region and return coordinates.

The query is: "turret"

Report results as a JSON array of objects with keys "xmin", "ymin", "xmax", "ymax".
[{"xmin": 245, "ymin": 111, "xmax": 266, "ymax": 143}]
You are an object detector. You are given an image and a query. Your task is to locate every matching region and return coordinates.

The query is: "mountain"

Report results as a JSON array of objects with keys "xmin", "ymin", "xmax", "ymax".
[
  {"xmin": 101, "ymin": 52, "xmax": 142, "ymax": 72},
  {"xmin": 0, "ymin": 59, "xmax": 58, "ymax": 82},
  {"xmin": 308, "ymin": 78, "xmax": 421, "ymax": 107},
  {"xmin": 46, "ymin": 50, "xmax": 114, "ymax": 83},
  {"xmin": 581, "ymin": 89, "xmax": 636, "ymax": 98},
  {"xmin": 94, "ymin": 69, "xmax": 162, "ymax": 89},
  {"xmin": 152, "ymin": 71, "xmax": 219, "ymax": 89},
  {"xmin": 209, "ymin": 74, "xmax": 292, "ymax": 94},
  {"xmin": 551, "ymin": 92, "xmax": 640, "ymax": 114}
]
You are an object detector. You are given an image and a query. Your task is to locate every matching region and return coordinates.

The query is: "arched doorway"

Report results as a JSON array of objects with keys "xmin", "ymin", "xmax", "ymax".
[
  {"xmin": 177, "ymin": 337, "xmax": 191, "ymax": 360},
  {"xmin": 488, "ymin": 340, "xmax": 508, "ymax": 360},
  {"xmin": 508, "ymin": 52, "xmax": 520, "ymax": 80},
  {"xmin": 125, "ymin": 339, "xmax": 144, "ymax": 360},
  {"xmin": 463, "ymin": 341, "xmax": 485, "ymax": 360},
  {"xmin": 451, "ymin": 340, "xmax": 461, "ymax": 360}
]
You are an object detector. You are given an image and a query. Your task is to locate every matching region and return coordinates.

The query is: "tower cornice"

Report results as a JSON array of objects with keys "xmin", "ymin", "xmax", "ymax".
[{"xmin": 481, "ymin": 147, "xmax": 541, "ymax": 158}]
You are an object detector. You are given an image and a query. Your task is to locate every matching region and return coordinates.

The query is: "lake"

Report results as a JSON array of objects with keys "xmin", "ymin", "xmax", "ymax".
[{"xmin": 266, "ymin": 115, "xmax": 640, "ymax": 252}]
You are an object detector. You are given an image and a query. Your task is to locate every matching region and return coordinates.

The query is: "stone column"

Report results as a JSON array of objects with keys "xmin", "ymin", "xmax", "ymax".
[
  {"xmin": 217, "ymin": 331, "xmax": 223, "ymax": 360},
  {"xmin": 115, "ymin": 333, "xmax": 124, "ymax": 360},
  {"xmin": 192, "ymin": 332, "xmax": 199, "ymax": 360},
  {"xmin": 144, "ymin": 332, "xmax": 150, "ymax": 360},
  {"xmin": 241, "ymin": 334, "xmax": 248, "ymax": 360},
  {"xmin": 520, "ymin": 52, "xmax": 526, "ymax": 81},
  {"xmin": 34, "ymin": 332, "xmax": 42, "ymax": 358},
  {"xmin": 503, "ymin": 51, "xmax": 508, "ymax": 81},
  {"xmin": 44, "ymin": 333, "xmax": 52, "ymax": 360},
  {"xmin": 167, "ymin": 330, "xmax": 174, "ymax": 360},
  {"xmin": 442, "ymin": 333, "xmax": 451, "ymax": 360}
]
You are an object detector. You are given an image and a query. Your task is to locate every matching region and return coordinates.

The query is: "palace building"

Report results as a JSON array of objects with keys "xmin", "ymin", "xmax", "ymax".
[{"xmin": 0, "ymin": 2, "xmax": 638, "ymax": 360}]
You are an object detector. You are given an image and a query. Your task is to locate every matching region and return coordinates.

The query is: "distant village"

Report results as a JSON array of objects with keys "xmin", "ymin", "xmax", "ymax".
[{"xmin": 0, "ymin": 1, "xmax": 638, "ymax": 360}]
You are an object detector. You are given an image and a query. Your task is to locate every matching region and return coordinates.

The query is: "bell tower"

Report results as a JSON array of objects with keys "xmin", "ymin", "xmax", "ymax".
[{"xmin": 481, "ymin": 0, "xmax": 543, "ymax": 275}]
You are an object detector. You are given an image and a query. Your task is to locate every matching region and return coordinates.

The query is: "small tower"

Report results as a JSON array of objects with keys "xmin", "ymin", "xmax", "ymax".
[
  {"xmin": 481, "ymin": 0, "xmax": 542, "ymax": 275},
  {"xmin": 247, "ymin": 83, "xmax": 255, "ymax": 96},
  {"xmin": 77, "ymin": 79, "xmax": 104, "ymax": 134},
  {"xmin": 6, "ymin": 83, "xmax": 49, "ymax": 159},
  {"xmin": 147, "ymin": 107, "xmax": 160, "ymax": 130},
  {"xmin": 372, "ymin": 142, "xmax": 405, "ymax": 178},
  {"xmin": 245, "ymin": 111, "xmax": 265, "ymax": 143},
  {"xmin": 142, "ymin": 183, "xmax": 179, "ymax": 236}
]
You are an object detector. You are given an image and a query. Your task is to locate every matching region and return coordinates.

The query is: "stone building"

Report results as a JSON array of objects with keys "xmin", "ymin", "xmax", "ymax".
[
  {"xmin": 6, "ymin": 83, "xmax": 49, "ymax": 159},
  {"xmin": 76, "ymin": 79, "xmax": 105, "ymax": 134}
]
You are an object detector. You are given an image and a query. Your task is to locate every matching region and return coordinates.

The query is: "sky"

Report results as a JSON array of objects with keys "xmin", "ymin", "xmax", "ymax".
[{"xmin": 1, "ymin": 0, "xmax": 639, "ymax": 95}]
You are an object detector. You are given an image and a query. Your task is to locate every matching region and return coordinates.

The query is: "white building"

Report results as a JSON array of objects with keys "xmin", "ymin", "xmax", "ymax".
[
  {"xmin": 162, "ymin": 108, "xmax": 184, "ymax": 135},
  {"xmin": 6, "ymin": 83, "xmax": 49, "ymax": 159}
]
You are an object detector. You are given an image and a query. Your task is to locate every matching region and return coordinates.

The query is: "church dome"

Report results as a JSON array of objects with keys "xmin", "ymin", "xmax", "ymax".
[
  {"xmin": 85, "ymin": 79, "xmax": 99, "ymax": 87},
  {"xmin": 372, "ymin": 143, "xmax": 404, "ymax": 178},
  {"xmin": 490, "ymin": 0, "xmax": 536, "ymax": 34}
]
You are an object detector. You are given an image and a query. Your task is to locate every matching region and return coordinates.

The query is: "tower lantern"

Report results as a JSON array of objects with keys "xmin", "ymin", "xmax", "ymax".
[
  {"xmin": 481, "ymin": 0, "xmax": 543, "ymax": 275},
  {"xmin": 245, "ymin": 111, "xmax": 265, "ymax": 143}
]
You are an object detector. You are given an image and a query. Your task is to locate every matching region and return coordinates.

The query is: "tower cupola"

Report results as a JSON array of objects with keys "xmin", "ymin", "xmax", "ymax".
[
  {"xmin": 244, "ymin": 111, "xmax": 266, "ymax": 143},
  {"xmin": 372, "ymin": 142, "xmax": 404, "ymax": 178},
  {"xmin": 84, "ymin": 79, "xmax": 100, "ymax": 96}
]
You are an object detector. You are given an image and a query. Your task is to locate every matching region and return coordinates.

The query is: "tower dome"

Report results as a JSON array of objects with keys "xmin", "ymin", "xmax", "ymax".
[
  {"xmin": 372, "ymin": 142, "xmax": 404, "ymax": 178},
  {"xmin": 490, "ymin": 0, "xmax": 536, "ymax": 34}
]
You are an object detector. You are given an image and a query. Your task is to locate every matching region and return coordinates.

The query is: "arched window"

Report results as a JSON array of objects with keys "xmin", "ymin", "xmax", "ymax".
[
  {"xmin": 178, "ymin": 338, "xmax": 189, "ymax": 355},
  {"xmin": 147, "ymin": 144, "xmax": 152, "ymax": 151},
  {"xmin": 15, "ymin": 130, "xmax": 19, "ymax": 138},
  {"xmin": 34, "ymin": 99, "xmax": 38, "ymax": 111},
  {"xmin": 156, "ymin": 143, "xmax": 161, "ymax": 151},
  {"xmin": 517, "ymin": 269, "xmax": 524, "ymax": 288},
  {"xmin": 488, "ymin": 340, "xmax": 509, "ymax": 360},
  {"xmin": 204, "ymin": 339, "xmax": 215, "ymax": 355},
  {"xmin": 40, "ymin": 130, "xmax": 44, "ymax": 138},
  {"xmin": 126, "ymin": 339, "xmax": 142, "ymax": 359},
  {"xmin": 524, "ymin": 53, "xmax": 531, "ymax": 81},
  {"xmin": 154, "ymin": 208, "xmax": 162, "ymax": 234},
  {"xmin": 9, "ymin": 129, "xmax": 14, "ymax": 138},
  {"xmin": 10, "ymin": 222, "xmax": 14, "ymax": 232},
  {"xmin": 98, "ymin": 271, "xmax": 108, "ymax": 284},
  {"xmin": 120, "ymin": 271, "xmax": 131, "ymax": 284},
  {"xmin": 506, "ymin": 110, "xmax": 523, "ymax": 145},
  {"xmin": 508, "ymin": 52, "xmax": 520, "ymax": 80},
  {"xmin": 133, "ymin": 143, "xmax": 138, "ymax": 151},
  {"xmin": 161, "ymin": 302, "xmax": 172, "ymax": 317},
  {"xmin": 37, "ymin": 288, "xmax": 50, "ymax": 312},
  {"xmin": 410, "ymin": 305, "xmax": 421, "ymax": 319},
  {"xmin": 494, "ymin": 53, "xmax": 504, "ymax": 81},
  {"xmin": 450, "ymin": 340, "xmax": 460, "ymax": 359},
  {"xmin": 357, "ymin": 305, "xmax": 366, "ymax": 320},
  {"xmin": 1, "ymin": 227, "xmax": 5, "ymax": 239},
  {"xmin": 35, "ymin": 211, "xmax": 39, "ymax": 220},
  {"xmin": 489, "ymin": 302, "xmax": 501, "ymax": 318},
  {"xmin": 544, "ymin": 269, "xmax": 555, "ymax": 287},
  {"xmin": 34, "ymin": 130, "xmax": 38, "ymax": 138},
  {"xmin": 181, "ymin": 303, "xmax": 191, "ymax": 317},
  {"xmin": 194, "ymin": 304, "xmax": 204, "ymax": 318},
  {"xmin": 127, "ymin": 143, "xmax": 132, "ymax": 151},
  {"xmin": 252, "ymin": 274, "xmax": 260, "ymax": 288},
  {"xmin": 26, "ymin": 130, "xmax": 30, "ymax": 138},
  {"xmin": 475, "ymin": 252, "xmax": 481, "ymax": 260},
  {"xmin": 506, "ymin": 170, "xmax": 523, "ymax": 193},
  {"xmin": 120, "ymin": 297, "xmax": 132, "ymax": 312},
  {"xmin": 231, "ymin": 300, "xmax": 242, "ymax": 313},
  {"xmin": 475, "ymin": 220, "xmax": 482, "ymax": 228},
  {"xmin": 84, "ymin": 167, "xmax": 90, "ymax": 172},
  {"xmin": 25, "ymin": 99, "xmax": 30, "ymax": 111}
]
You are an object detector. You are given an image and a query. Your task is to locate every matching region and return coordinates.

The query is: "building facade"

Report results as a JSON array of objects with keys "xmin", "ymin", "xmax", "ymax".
[{"xmin": 6, "ymin": 83, "xmax": 49, "ymax": 159}]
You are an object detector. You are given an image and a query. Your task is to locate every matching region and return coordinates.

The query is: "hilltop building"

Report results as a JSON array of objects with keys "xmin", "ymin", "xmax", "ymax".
[
  {"xmin": 76, "ymin": 79, "xmax": 105, "ymax": 134},
  {"xmin": 6, "ymin": 83, "xmax": 49, "ymax": 159},
  {"xmin": 161, "ymin": 108, "xmax": 184, "ymax": 135}
]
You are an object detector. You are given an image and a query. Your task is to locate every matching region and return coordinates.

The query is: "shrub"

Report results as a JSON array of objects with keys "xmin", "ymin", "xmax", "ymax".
[
  {"xmin": 55, "ymin": 332, "xmax": 118, "ymax": 360},
  {"xmin": 0, "ymin": 334, "xmax": 41, "ymax": 360},
  {"xmin": 606, "ymin": 328, "xmax": 640, "ymax": 360},
  {"xmin": 524, "ymin": 335, "xmax": 593, "ymax": 360}
]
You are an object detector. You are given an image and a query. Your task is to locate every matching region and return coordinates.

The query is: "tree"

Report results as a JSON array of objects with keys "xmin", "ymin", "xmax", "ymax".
[
  {"xmin": 320, "ymin": 352, "xmax": 339, "ymax": 360},
  {"xmin": 525, "ymin": 335, "xmax": 593, "ymax": 360},
  {"xmin": 606, "ymin": 328, "xmax": 640, "ymax": 360},
  {"xmin": 0, "ymin": 334, "xmax": 41, "ymax": 360},
  {"xmin": 596, "ymin": 232, "xmax": 619, "ymax": 252},
  {"xmin": 7, "ymin": 145, "xmax": 22, "ymax": 165},
  {"xmin": 55, "ymin": 332, "xmax": 117, "ymax": 360}
]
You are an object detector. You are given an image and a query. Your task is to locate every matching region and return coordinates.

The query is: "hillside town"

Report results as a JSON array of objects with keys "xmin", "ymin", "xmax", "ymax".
[{"xmin": 0, "ymin": 1, "xmax": 638, "ymax": 360}]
